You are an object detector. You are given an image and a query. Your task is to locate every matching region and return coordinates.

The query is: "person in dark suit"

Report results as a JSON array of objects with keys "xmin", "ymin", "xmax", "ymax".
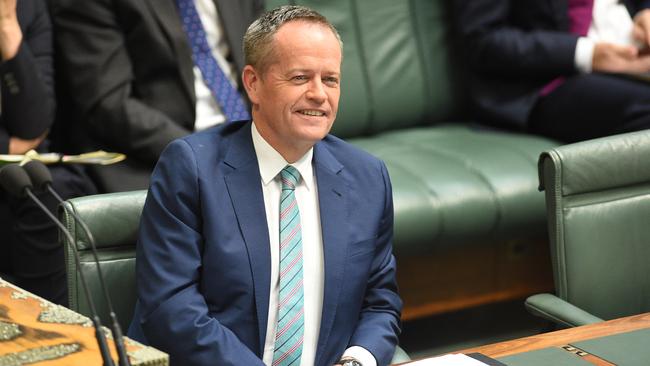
[
  {"xmin": 0, "ymin": 0, "xmax": 96, "ymax": 305},
  {"xmin": 130, "ymin": 6, "xmax": 401, "ymax": 366},
  {"xmin": 49, "ymin": 0, "xmax": 263, "ymax": 192},
  {"xmin": 0, "ymin": 0, "xmax": 52, "ymax": 153},
  {"xmin": 455, "ymin": 0, "xmax": 650, "ymax": 143}
]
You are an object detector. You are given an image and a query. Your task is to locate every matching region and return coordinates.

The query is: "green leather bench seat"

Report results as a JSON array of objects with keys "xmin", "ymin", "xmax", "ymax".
[{"xmin": 351, "ymin": 125, "xmax": 556, "ymax": 253}]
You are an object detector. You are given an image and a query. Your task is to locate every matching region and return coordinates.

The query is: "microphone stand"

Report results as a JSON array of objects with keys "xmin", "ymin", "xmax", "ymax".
[
  {"xmin": 47, "ymin": 185, "xmax": 131, "ymax": 366},
  {"xmin": 23, "ymin": 188, "xmax": 115, "ymax": 366}
]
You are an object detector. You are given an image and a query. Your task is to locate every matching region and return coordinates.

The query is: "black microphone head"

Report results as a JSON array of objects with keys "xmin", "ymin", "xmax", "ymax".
[
  {"xmin": 0, "ymin": 164, "xmax": 33, "ymax": 198},
  {"xmin": 23, "ymin": 160, "xmax": 53, "ymax": 191}
]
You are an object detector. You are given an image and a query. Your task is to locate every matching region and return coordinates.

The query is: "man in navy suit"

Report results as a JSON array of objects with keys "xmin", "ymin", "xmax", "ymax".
[
  {"xmin": 455, "ymin": 0, "xmax": 650, "ymax": 143},
  {"xmin": 132, "ymin": 5, "xmax": 401, "ymax": 366}
]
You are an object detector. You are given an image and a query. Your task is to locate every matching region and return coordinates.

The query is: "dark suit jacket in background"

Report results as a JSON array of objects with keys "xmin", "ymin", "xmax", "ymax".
[
  {"xmin": 0, "ymin": 0, "xmax": 54, "ymax": 153},
  {"xmin": 134, "ymin": 121, "xmax": 402, "ymax": 365},
  {"xmin": 50, "ymin": 0, "xmax": 263, "ymax": 192},
  {"xmin": 0, "ymin": 0, "xmax": 97, "ymax": 305},
  {"xmin": 454, "ymin": 0, "xmax": 650, "ymax": 130}
]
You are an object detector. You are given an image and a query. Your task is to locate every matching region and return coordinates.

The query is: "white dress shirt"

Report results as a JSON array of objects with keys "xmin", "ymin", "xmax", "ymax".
[
  {"xmin": 575, "ymin": 0, "xmax": 637, "ymax": 73},
  {"xmin": 251, "ymin": 123, "xmax": 376, "ymax": 366},
  {"xmin": 192, "ymin": 0, "xmax": 239, "ymax": 130}
]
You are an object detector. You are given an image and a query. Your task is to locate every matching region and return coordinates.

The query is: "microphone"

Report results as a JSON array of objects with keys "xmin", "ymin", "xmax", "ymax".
[
  {"xmin": 23, "ymin": 160, "xmax": 131, "ymax": 366},
  {"xmin": 0, "ymin": 164, "xmax": 116, "ymax": 366}
]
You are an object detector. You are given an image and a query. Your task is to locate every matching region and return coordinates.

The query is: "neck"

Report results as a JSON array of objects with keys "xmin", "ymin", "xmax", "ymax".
[{"xmin": 253, "ymin": 122, "xmax": 312, "ymax": 163}]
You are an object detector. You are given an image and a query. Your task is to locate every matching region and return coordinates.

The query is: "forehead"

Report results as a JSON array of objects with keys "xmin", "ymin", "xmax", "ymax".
[{"xmin": 270, "ymin": 20, "xmax": 342, "ymax": 70}]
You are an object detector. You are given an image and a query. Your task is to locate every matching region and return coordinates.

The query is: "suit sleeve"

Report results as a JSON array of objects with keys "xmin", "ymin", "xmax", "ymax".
[
  {"xmin": 50, "ymin": 0, "xmax": 190, "ymax": 163},
  {"xmin": 348, "ymin": 162, "xmax": 402, "ymax": 366},
  {"xmin": 633, "ymin": 1, "xmax": 650, "ymax": 13},
  {"xmin": 0, "ymin": 0, "xmax": 54, "ymax": 153},
  {"xmin": 136, "ymin": 139, "xmax": 265, "ymax": 365},
  {"xmin": 454, "ymin": 0, "xmax": 579, "ymax": 78}
]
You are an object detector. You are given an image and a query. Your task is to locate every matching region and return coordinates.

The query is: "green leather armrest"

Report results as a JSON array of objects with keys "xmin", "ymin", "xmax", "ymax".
[
  {"xmin": 525, "ymin": 293, "xmax": 604, "ymax": 328},
  {"xmin": 391, "ymin": 345, "xmax": 411, "ymax": 364}
]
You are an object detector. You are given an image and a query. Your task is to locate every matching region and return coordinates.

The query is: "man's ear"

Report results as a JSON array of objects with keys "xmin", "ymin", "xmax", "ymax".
[{"xmin": 242, "ymin": 65, "xmax": 261, "ymax": 105}]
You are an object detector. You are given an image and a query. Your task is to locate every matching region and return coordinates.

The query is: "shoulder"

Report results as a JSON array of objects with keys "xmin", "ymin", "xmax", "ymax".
[
  {"xmin": 159, "ymin": 121, "xmax": 251, "ymax": 169},
  {"xmin": 317, "ymin": 134, "xmax": 389, "ymax": 187},
  {"xmin": 178, "ymin": 121, "xmax": 248, "ymax": 150},
  {"xmin": 319, "ymin": 134, "xmax": 385, "ymax": 168}
]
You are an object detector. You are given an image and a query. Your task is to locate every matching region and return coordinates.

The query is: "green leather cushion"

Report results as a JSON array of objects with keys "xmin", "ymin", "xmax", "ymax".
[
  {"xmin": 62, "ymin": 190, "xmax": 146, "ymax": 329},
  {"xmin": 540, "ymin": 130, "xmax": 650, "ymax": 196},
  {"xmin": 62, "ymin": 190, "xmax": 147, "ymax": 250},
  {"xmin": 350, "ymin": 125, "xmax": 557, "ymax": 253},
  {"xmin": 74, "ymin": 251, "xmax": 136, "ymax": 330},
  {"xmin": 560, "ymin": 185, "xmax": 650, "ymax": 320}
]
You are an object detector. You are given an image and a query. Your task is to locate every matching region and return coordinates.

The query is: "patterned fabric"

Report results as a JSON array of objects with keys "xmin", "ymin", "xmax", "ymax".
[
  {"xmin": 568, "ymin": 0, "xmax": 595, "ymax": 36},
  {"xmin": 175, "ymin": 0, "xmax": 250, "ymax": 122},
  {"xmin": 273, "ymin": 166, "xmax": 304, "ymax": 366}
]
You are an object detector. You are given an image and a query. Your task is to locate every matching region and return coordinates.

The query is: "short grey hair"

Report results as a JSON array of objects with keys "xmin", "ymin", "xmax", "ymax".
[{"xmin": 243, "ymin": 5, "xmax": 343, "ymax": 73}]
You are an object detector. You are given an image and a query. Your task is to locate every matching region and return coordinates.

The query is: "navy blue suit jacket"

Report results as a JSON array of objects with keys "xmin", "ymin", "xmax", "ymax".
[
  {"xmin": 133, "ymin": 121, "xmax": 402, "ymax": 365},
  {"xmin": 455, "ymin": 0, "xmax": 650, "ymax": 129},
  {"xmin": 0, "ymin": 0, "xmax": 54, "ymax": 153}
]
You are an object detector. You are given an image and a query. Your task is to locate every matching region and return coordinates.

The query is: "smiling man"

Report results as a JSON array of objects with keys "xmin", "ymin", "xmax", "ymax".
[{"xmin": 131, "ymin": 6, "xmax": 401, "ymax": 366}]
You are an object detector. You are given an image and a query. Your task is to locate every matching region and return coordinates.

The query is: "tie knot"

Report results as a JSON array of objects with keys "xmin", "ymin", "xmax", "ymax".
[{"xmin": 280, "ymin": 166, "xmax": 300, "ymax": 190}]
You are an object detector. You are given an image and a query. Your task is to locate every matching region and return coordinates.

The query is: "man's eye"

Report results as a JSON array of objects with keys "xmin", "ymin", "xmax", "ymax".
[
  {"xmin": 324, "ymin": 77, "xmax": 339, "ymax": 86},
  {"xmin": 292, "ymin": 75, "xmax": 308, "ymax": 81}
]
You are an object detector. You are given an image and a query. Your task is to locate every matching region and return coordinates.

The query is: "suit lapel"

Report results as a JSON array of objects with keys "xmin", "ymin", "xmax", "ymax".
[
  {"xmin": 223, "ymin": 123, "xmax": 271, "ymax": 356},
  {"xmin": 312, "ymin": 142, "xmax": 348, "ymax": 366},
  {"xmin": 144, "ymin": 0, "xmax": 195, "ymax": 104}
]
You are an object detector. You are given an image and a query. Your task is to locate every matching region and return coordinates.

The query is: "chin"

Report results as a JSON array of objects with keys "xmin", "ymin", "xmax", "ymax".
[{"xmin": 303, "ymin": 127, "xmax": 331, "ymax": 141}]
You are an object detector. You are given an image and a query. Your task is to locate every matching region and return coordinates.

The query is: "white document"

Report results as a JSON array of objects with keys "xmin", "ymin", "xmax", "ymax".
[{"xmin": 407, "ymin": 353, "xmax": 489, "ymax": 366}]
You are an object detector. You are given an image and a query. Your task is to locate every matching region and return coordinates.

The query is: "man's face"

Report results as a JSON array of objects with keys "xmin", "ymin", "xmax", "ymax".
[{"xmin": 243, "ymin": 21, "xmax": 342, "ymax": 161}]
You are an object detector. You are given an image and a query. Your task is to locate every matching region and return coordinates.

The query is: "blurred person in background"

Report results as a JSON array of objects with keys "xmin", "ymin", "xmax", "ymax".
[
  {"xmin": 456, "ymin": 0, "xmax": 650, "ymax": 142},
  {"xmin": 0, "ymin": 0, "xmax": 95, "ymax": 305},
  {"xmin": 50, "ymin": 0, "xmax": 264, "ymax": 192}
]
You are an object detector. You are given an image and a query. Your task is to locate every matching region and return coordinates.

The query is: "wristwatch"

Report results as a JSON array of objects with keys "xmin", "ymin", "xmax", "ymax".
[{"xmin": 340, "ymin": 358, "xmax": 362, "ymax": 366}]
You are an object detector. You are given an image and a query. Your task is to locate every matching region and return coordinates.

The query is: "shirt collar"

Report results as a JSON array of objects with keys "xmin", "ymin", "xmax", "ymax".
[{"xmin": 251, "ymin": 122, "xmax": 314, "ymax": 190}]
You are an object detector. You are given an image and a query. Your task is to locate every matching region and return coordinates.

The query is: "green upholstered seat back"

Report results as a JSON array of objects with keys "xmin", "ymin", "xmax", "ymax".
[
  {"xmin": 540, "ymin": 131, "xmax": 650, "ymax": 320},
  {"xmin": 61, "ymin": 190, "xmax": 147, "ymax": 330},
  {"xmin": 265, "ymin": 0, "xmax": 464, "ymax": 138}
]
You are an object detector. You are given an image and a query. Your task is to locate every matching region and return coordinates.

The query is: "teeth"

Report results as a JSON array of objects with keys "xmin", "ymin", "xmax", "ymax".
[{"xmin": 299, "ymin": 110, "xmax": 324, "ymax": 116}]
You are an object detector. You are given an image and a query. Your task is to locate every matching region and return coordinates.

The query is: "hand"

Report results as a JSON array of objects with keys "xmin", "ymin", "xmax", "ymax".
[
  {"xmin": 592, "ymin": 42, "xmax": 650, "ymax": 74},
  {"xmin": 9, "ymin": 131, "xmax": 47, "ymax": 154},
  {"xmin": 0, "ymin": 0, "xmax": 21, "ymax": 61},
  {"xmin": 633, "ymin": 9, "xmax": 650, "ymax": 49}
]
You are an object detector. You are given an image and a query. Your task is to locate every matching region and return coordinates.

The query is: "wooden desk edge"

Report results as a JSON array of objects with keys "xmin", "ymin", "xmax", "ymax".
[
  {"xmin": 462, "ymin": 312, "xmax": 650, "ymax": 358},
  {"xmin": 395, "ymin": 312, "xmax": 650, "ymax": 364}
]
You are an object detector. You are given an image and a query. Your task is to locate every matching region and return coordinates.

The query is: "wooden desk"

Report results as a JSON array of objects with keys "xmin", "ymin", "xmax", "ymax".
[
  {"xmin": 461, "ymin": 312, "xmax": 650, "ymax": 358},
  {"xmin": 0, "ymin": 278, "xmax": 168, "ymax": 365},
  {"xmin": 398, "ymin": 312, "xmax": 650, "ymax": 365}
]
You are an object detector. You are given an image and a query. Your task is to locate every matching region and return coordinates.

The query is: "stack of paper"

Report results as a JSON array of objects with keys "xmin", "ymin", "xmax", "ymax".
[
  {"xmin": 407, "ymin": 353, "xmax": 490, "ymax": 366},
  {"xmin": 0, "ymin": 150, "xmax": 126, "ymax": 165}
]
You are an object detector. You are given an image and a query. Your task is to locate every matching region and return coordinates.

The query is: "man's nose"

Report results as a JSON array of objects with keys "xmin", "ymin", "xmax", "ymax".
[{"xmin": 306, "ymin": 79, "xmax": 327, "ymax": 102}]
